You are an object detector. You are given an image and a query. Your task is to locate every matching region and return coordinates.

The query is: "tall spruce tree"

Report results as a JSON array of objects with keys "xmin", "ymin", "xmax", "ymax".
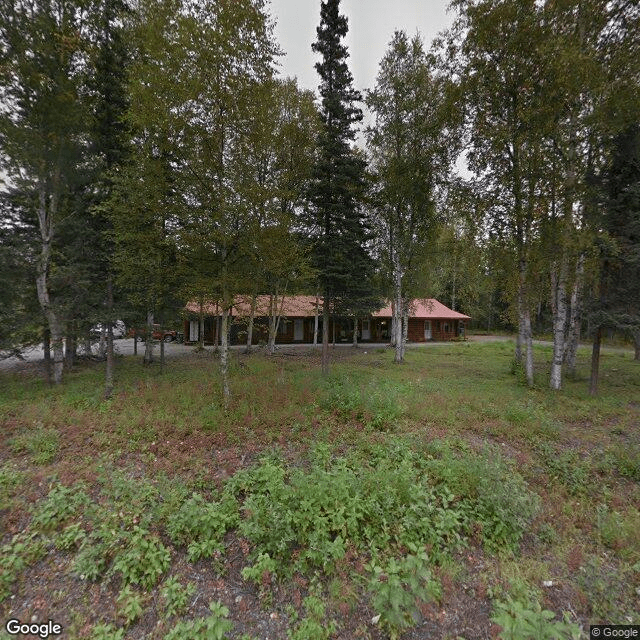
[
  {"xmin": 589, "ymin": 125, "xmax": 640, "ymax": 394},
  {"xmin": 83, "ymin": 0, "xmax": 131, "ymax": 396},
  {"xmin": 0, "ymin": 0, "xmax": 89, "ymax": 384},
  {"xmin": 309, "ymin": 0, "xmax": 378, "ymax": 374}
]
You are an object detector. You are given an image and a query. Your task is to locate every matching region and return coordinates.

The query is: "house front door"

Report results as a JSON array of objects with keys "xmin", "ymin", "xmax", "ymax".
[
  {"xmin": 361, "ymin": 319, "xmax": 371, "ymax": 340},
  {"xmin": 190, "ymin": 320, "xmax": 199, "ymax": 342},
  {"xmin": 424, "ymin": 320, "xmax": 432, "ymax": 340},
  {"xmin": 294, "ymin": 319, "xmax": 304, "ymax": 341}
]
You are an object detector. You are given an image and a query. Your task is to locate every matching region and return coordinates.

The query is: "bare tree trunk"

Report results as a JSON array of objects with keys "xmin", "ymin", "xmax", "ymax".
[
  {"xmin": 220, "ymin": 305, "xmax": 230, "ymax": 407},
  {"xmin": 550, "ymin": 257, "xmax": 569, "ymax": 390},
  {"xmin": 451, "ymin": 256, "xmax": 457, "ymax": 311},
  {"xmin": 352, "ymin": 318, "xmax": 358, "ymax": 347},
  {"xmin": 143, "ymin": 310, "xmax": 154, "ymax": 365},
  {"xmin": 401, "ymin": 304, "xmax": 408, "ymax": 360},
  {"xmin": 515, "ymin": 322, "xmax": 523, "ymax": 364},
  {"xmin": 390, "ymin": 299, "xmax": 396, "ymax": 348},
  {"xmin": 43, "ymin": 328, "xmax": 52, "ymax": 385},
  {"xmin": 589, "ymin": 326, "xmax": 602, "ymax": 396},
  {"xmin": 313, "ymin": 292, "xmax": 319, "ymax": 347},
  {"xmin": 213, "ymin": 310, "xmax": 221, "ymax": 353},
  {"xmin": 133, "ymin": 329, "xmax": 138, "ymax": 356},
  {"xmin": 393, "ymin": 250, "xmax": 403, "ymax": 362},
  {"xmin": 105, "ymin": 279, "xmax": 114, "ymax": 399},
  {"xmin": 199, "ymin": 300, "xmax": 205, "ymax": 350},
  {"xmin": 267, "ymin": 293, "xmax": 284, "ymax": 355},
  {"xmin": 159, "ymin": 325, "xmax": 165, "ymax": 375},
  {"xmin": 517, "ymin": 259, "xmax": 534, "ymax": 386},
  {"xmin": 83, "ymin": 330, "xmax": 92, "ymax": 358},
  {"xmin": 35, "ymin": 168, "xmax": 64, "ymax": 384},
  {"xmin": 246, "ymin": 292, "xmax": 257, "ymax": 353},
  {"xmin": 524, "ymin": 308, "xmax": 534, "ymax": 387},
  {"xmin": 64, "ymin": 325, "xmax": 75, "ymax": 370},
  {"xmin": 552, "ymin": 115, "xmax": 578, "ymax": 389},
  {"xmin": 98, "ymin": 325, "xmax": 107, "ymax": 359},
  {"xmin": 634, "ymin": 330, "xmax": 640, "ymax": 361},
  {"xmin": 564, "ymin": 255, "xmax": 585, "ymax": 376},
  {"xmin": 322, "ymin": 296, "xmax": 329, "ymax": 375}
]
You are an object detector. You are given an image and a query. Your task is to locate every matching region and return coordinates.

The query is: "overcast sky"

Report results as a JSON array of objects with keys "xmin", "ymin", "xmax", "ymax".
[{"xmin": 269, "ymin": 0, "xmax": 455, "ymax": 95}]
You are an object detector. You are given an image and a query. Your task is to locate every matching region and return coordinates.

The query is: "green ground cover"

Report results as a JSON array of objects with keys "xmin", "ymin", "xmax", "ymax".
[{"xmin": 0, "ymin": 341, "xmax": 638, "ymax": 639}]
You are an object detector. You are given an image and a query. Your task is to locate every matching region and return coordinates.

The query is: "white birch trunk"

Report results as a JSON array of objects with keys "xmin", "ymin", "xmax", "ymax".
[
  {"xmin": 564, "ymin": 254, "xmax": 585, "ymax": 376},
  {"xmin": 517, "ymin": 259, "xmax": 534, "ymax": 386},
  {"xmin": 402, "ymin": 303, "xmax": 408, "ymax": 360},
  {"xmin": 198, "ymin": 300, "xmax": 205, "ymax": 350},
  {"xmin": 35, "ymin": 176, "xmax": 64, "ymax": 384},
  {"xmin": 98, "ymin": 325, "xmax": 107, "ymax": 359},
  {"xmin": 313, "ymin": 293, "xmax": 319, "ymax": 347},
  {"xmin": 246, "ymin": 292, "xmax": 257, "ymax": 353},
  {"xmin": 143, "ymin": 310, "xmax": 154, "ymax": 365},
  {"xmin": 220, "ymin": 305, "xmax": 230, "ymax": 406},
  {"xmin": 524, "ymin": 309, "xmax": 534, "ymax": 386},
  {"xmin": 550, "ymin": 257, "xmax": 568, "ymax": 390},
  {"xmin": 105, "ymin": 279, "xmax": 114, "ymax": 399},
  {"xmin": 267, "ymin": 294, "xmax": 277, "ymax": 354},
  {"xmin": 390, "ymin": 299, "xmax": 396, "ymax": 347},
  {"xmin": 322, "ymin": 296, "xmax": 329, "ymax": 375},
  {"xmin": 393, "ymin": 248, "xmax": 404, "ymax": 363}
]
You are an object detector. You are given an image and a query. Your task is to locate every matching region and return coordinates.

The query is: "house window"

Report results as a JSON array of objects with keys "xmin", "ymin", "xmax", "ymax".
[
  {"xmin": 278, "ymin": 320, "xmax": 289, "ymax": 335},
  {"xmin": 443, "ymin": 322, "xmax": 450, "ymax": 334}
]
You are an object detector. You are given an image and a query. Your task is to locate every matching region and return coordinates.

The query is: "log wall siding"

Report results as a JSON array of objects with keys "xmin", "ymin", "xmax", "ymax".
[{"xmin": 184, "ymin": 316, "xmax": 464, "ymax": 344}]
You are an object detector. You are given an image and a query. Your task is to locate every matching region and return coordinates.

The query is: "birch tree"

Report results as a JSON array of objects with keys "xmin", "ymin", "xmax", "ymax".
[
  {"xmin": 450, "ymin": 0, "xmax": 550, "ymax": 386},
  {"xmin": 128, "ymin": 0, "xmax": 278, "ymax": 403},
  {"xmin": 367, "ymin": 31, "xmax": 461, "ymax": 363}
]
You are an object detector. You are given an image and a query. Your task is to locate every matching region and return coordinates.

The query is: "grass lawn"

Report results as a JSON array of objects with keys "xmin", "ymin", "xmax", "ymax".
[{"xmin": 1, "ymin": 341, "xmax": 639, "ymax": 639}]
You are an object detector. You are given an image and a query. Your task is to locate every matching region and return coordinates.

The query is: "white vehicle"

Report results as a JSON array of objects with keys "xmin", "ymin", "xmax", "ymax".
[{"xmin": 91, "ymin": 321, "xmax": 127, "ymax": 339}]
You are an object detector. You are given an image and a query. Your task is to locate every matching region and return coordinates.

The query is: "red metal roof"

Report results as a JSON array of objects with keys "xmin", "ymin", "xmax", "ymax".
[
  {"xmin": 372, "ymin": 298, "xmax": 470, "ymax": 320},
  {"xmin": 187, "ymin": 296, "xmax": 469, "ymax": 320},
  {"xmin": 233, "ymin": 295, "xmax": 320, "ymax": 317}
]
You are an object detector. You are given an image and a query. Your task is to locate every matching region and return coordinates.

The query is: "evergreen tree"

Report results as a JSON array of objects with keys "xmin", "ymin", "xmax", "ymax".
[
  {"xmin": 308, "ymin": 0, "xmax": 378, "ymax": 373},
  {"xmin": 589, "ymin": 125, "xmax": 640, "ymax": 394},
  {"xmin": 0, "ymin": 0, "xmax": 89, "ymax": 384},
  {"xmin": 88, "ymin": 0, "xmax": 131, "ymax": 396}
]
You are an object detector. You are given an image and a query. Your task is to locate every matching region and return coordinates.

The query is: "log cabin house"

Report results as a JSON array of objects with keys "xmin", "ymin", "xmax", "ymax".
[{"xmin": 184, "ymin": 296, "xmax": 470, "ymax": 345}]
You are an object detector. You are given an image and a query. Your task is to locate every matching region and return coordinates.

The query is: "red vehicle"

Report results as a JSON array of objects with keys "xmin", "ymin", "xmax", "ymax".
[{"xmin": 128, "ymin": 325, "xmax": 177, "ymax": 342}]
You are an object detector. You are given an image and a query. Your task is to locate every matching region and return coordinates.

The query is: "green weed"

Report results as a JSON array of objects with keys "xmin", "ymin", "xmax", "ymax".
[
  {"xmin": 319, "ymin": 374, "xmax": 403, "ymax": 430},
  {"xmin": 0, "ymin": 462, "xmax": 22, "ymax": 510},
  {"xmin": 162, "ymin": 600, "xmax": 233, "ymax": 640},
  {"xmin": 605, "ymin": 443, "xmax": 640, "ymax": 481},
  {"xmin": 90, "ymin": 623, "xmax": 125, "ymax": 640},
  {"xmin": 0, "ymin": 532, "xmax": 46, "ymax": 601},
  {"xmin": 366, "ymin": 546, "xmax": 441, "ymax": 639},
  {"xmin": 31, "ymin": 482, "xmax": 90, "ymax": 532},
  {"xmin": 492, "ymin": 599, "xmax": 580, "ymax": 639},
  {"xmin": 161, "ymin": 576, "xmax": 196, "ymax": 619},
  {"xmin": 116, "ymin": 585, "xmax": 145, "ymax": 626},
  {"xmin": 288, "ymin": 595, "xmax": 336, "ymax": 640},
  {"xmin": 111, "ymin": 525, "xmax": 170, "ymax": 588},
  {"xmin": 536, "ymin": 444, "xmax": 594, "ymax": 496},
  {"xmin": 9, "ymin": 427, "xmax": 60, "ymax": 464},
  {"xmin": 166, "ymin": 493, "xmax": 238, "ymax": 562}
]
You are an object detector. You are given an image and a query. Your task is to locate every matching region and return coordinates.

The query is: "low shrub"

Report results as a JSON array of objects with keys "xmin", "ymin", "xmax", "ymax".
[
  {"xmin": 166, "ymin": 493, "xmax": 238, "ymax": 562},
  {"xmin": 9, "ymin": 427, "xmax": 59, "ymax": 464},
  {"xmin": 492, "ymin": 599, "xmax": 580, "ymax": 639},
  {"xmin": 162, "ymin": 601, "xmax": 233, "ymax": 640}
]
